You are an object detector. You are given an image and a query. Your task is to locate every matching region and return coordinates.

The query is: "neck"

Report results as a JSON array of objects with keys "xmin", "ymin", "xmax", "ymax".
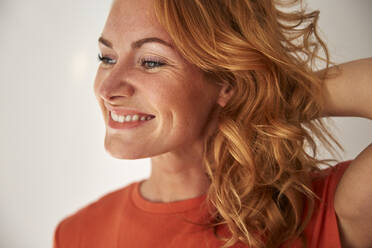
[{"xmin": 140, "ymin": 147, "xmax": 210, "ymax": 203}]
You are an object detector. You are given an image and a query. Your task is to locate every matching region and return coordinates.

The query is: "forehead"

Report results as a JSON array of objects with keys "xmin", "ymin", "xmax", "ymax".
[{"xmin": 102, "ymin": 0, "xmax": 172, "ymax": 45}]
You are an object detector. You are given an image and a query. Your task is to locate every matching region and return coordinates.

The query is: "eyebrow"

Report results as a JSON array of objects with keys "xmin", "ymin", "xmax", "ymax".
[{"xmin": 98, "ymin": 36, "xmax": 173, "ymax": 49}]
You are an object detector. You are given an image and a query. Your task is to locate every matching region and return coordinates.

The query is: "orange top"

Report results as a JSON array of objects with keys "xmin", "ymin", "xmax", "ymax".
[{"xmin": 53, "ymin": 160, "xmax": 352, "ymax": 248}]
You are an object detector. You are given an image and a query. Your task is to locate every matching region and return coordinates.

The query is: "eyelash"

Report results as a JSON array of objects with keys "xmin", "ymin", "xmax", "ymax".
[
  {"xmin": 97, "ymin": 53, "xmax": 116, "ymax": 65},
  {"xmin": 97, "ymin": 53, "xmax": 167, "ymax": 70}
]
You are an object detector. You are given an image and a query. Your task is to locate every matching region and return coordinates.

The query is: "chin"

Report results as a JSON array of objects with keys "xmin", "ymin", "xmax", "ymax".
[{"xmin": 104, "ymin": 139, "xmax": 149, "ymax": 160}]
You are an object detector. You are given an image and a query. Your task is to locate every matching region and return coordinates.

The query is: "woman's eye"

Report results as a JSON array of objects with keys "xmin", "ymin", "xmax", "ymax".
[
  {"xmin": 140, "ymin": 58, "xmax": 167, "ymax": 70},
  {"xmin": 97, "ymin": 53, "xmax": 116, "ymax": 65}
]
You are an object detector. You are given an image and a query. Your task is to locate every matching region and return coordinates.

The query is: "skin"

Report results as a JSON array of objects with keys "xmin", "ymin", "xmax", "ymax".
[{"xmin": 94, "ymin": 0, "xmax": 233, "ymax": 202}]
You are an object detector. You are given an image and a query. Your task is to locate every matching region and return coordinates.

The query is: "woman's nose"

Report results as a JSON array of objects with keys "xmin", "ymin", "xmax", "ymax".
[{"xmin": 96, "ymin": 66, "xmax": 135, "ymax": 102}]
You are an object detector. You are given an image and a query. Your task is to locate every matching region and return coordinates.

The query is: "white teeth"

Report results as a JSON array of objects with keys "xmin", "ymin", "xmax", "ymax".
[
  {"xmin": 111, "ymin": 112, "xmax": 119, "ymax": 122},
  {"xmin": 111, "ymin": 112, "xmax": 153, "ymax": 123}
]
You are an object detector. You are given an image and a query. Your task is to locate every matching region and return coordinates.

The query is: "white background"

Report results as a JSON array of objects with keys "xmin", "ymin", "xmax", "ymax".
[{"xmin": 0, "ymin": 0, "xmax": 371, "ymax": 247}]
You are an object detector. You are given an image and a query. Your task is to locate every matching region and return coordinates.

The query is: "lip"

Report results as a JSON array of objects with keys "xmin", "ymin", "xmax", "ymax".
[{"xmin": 104, "ymin": 103, "xmax": 155, "ymax": 117}]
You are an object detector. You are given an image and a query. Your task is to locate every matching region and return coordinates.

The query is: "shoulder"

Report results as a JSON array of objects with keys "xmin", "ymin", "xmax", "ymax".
[
  {"xmin": 333, "ymin": 144, "xmax": 372, "ymax": 247},
  {"xmin": 300, "ymin": 160, "xmax": 352, "ymax": 247},
  {"xmin": 53, "ymin": 182, "xmax": 137, "ymax": 248},
  {"xmin": 309, "ymin": 160, "xmax": 353, "ymax": 218}
]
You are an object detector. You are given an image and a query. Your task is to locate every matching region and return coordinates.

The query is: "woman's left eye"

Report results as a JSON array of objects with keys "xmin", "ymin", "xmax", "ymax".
[{"xmin": 140, "ymin": 58, "xmax": 167, "ymax": 70}]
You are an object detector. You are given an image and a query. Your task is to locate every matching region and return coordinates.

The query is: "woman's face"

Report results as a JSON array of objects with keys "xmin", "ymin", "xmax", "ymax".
[{"xmin": 94, "ymin": 0, "xmax": 227, "ymax": 159}]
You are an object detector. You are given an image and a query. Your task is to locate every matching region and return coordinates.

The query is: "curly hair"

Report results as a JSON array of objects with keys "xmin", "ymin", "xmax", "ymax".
[{"xmin": 153, "ymin": 0, "xmax": 343, "ymax": 247}]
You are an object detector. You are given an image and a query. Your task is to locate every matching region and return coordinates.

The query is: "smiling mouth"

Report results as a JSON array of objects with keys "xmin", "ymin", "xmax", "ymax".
[{"xmin": 107, "ymin": 111, "xmax": 155, "ymax": 130}]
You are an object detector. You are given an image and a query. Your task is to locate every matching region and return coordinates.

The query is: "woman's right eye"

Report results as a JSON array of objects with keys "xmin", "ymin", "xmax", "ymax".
[{"xmin": 97, "ymin": 53, "xmax": 116, "ymax": 65}]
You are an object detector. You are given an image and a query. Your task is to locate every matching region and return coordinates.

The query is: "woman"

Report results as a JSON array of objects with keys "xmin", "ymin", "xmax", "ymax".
[{"xmin": 53, "ymin": 0, "xmax": 372, "ymax": 247}]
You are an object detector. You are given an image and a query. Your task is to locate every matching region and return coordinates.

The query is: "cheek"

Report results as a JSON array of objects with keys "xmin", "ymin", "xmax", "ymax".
[
  {"xmin": 164, "ymin": 85, "xmax": 213, "ymax": 130},
  {"xmin": 157, "ymin": 72, "xmax": 216, "ymax": 119}
]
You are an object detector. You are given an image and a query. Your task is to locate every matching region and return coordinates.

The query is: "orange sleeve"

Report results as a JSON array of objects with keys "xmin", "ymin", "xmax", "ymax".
[
  {"xmin": 53, "ymin": 222, "xmax": 61, "ymax": 248},
  {"xmin": 303, "ymin": 160, "xmax": 353, "ymax": 248}
]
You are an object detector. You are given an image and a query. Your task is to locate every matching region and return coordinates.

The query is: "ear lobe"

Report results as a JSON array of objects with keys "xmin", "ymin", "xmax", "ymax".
[{"xmin": 217, "ymin": 84, "xmax": 234, "ymax": 107}]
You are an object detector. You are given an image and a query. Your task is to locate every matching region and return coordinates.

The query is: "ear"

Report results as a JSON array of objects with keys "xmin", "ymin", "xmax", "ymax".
[{"xmin": 217, "ymin": 84, "xmax": 234, "ymax": 107}]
